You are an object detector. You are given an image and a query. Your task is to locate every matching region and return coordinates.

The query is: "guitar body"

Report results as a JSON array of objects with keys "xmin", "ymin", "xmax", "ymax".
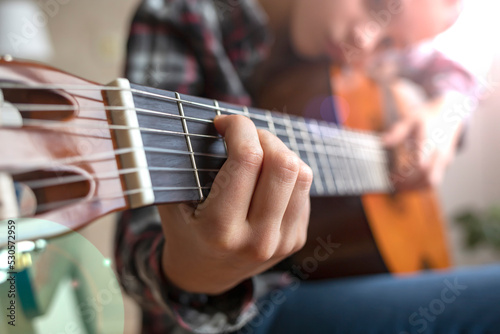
[
  {"xmin": 333, "ymin": 67, "xmax": 450, "ymax": 275},
  {"xmin": 251, "ymin": 48, "xmax": 450, "ymax": 279}
]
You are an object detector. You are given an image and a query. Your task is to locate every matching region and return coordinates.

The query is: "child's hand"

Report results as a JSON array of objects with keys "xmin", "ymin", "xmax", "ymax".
[
  {"xmin": 158, "ymin": 115, "xmax": 313, "ymax": 295},
  {"xmin": 382, "ymin": 94, "xmax": 465, "ymax": 191}
]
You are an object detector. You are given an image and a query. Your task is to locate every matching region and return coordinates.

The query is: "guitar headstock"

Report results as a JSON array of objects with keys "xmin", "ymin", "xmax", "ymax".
[{"xmin": 0, "ymin": 56, "xmax": 127, "ymax": 242}]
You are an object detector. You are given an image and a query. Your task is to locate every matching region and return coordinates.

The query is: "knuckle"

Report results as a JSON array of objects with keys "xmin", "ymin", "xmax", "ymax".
[
  {"xmin": 270, "ymin": 150, "xmax": 300, "ymax": 182},
  {"xmin": 234, "ymin": 145, "xmax": 264, "ymax": 171},
  {"xmin": 276, "ymin": 240, "xmax": 296, "ymax": 258},
  {"xmin": 297, "ymin": 163, "xmax": 314, "ymax": 186},
  {"xmin": 206, "ymin": 233, "xmax": 238, "ymax": 254},
  {"xmin": 244, "ymin": 241, "xmax": 275, "ymax": 263},
  {"xmin": 294, "ymin": 233, "xmax": 308, "ymax": 253}
]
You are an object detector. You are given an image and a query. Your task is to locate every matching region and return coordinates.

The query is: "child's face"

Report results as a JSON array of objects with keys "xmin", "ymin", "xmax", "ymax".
[{"xmin": 290, "ymin": 0, "xmax": 462, "ymax": 62}]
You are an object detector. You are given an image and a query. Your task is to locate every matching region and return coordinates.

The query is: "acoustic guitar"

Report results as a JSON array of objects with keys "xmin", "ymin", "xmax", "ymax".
[{"xmin": 0, "ymin": 56, "xmax": 449, "ymax": 279}]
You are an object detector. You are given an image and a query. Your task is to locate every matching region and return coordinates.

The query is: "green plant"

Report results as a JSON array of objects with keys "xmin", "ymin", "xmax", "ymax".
[{"xmin": 455, "ymin": 206, "xmax": 500, "ymax": 251}]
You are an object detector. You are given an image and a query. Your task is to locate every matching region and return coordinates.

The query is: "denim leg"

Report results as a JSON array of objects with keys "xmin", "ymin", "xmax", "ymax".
[{"xmin": 235, "ymin": 264, "xmax": 500, "ymax": 334}]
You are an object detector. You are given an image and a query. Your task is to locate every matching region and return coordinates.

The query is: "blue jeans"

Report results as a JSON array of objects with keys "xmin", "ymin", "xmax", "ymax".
[{"xmin": 234, "ymin": 265, "xmax": 500, "ymax": 334}]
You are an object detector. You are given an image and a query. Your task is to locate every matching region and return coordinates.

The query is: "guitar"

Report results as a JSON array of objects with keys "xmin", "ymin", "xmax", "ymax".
[{"xmin": 0, "ymin": 56, "xmax": 449, "ymax": 278}]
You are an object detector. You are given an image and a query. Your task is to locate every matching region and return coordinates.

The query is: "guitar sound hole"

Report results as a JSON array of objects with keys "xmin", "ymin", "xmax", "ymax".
[
  {"xmin": 13, "ymin": 169, "xmax": 92, "ymax": 215},
  {"xmin": 2, "ymin": 85, "xmax": 76, "ymax": 121}
]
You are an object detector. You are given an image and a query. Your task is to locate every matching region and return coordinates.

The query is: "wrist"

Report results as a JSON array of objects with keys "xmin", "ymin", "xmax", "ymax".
[{"xmin": 161, "ymin": 242, "xmax": 241, "ymax": 295}]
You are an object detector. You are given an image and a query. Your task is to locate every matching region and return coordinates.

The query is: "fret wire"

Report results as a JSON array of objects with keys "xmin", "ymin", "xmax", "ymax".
[
  {"xmin": 243, "ymin": 106, "xmax": 251, "ymax": 117},
  {"xmin": 295, "ymin": 121, "xmax": 324, "ymax": 195},
  {"xmin": 265, "ymin": 110, "xmax": 277, "ymax": 135},
  {"xmin": 214, "ymin": 100, "xmax": 228, "ymax": 154},
  {"xmin": 283, "ymin": 114, "xmax": 300, "ymax": 156},
  {"xmin": 316, "ymin": 123, "xmax": 347, "ymax": 194},
  {"xmin": 360, "ymin": 131, "xmax": 383, "ymax": 191},
  {"xmin": 307, "ymin": 119, "xmax": 337, "ymax": 195},
  {"xmin": 354, "ymin": 131, "xmax": 375, "ymax": 191},
  {"xmin": 326, "ymin": 126, "xmax": 357, "ymax": 194},
  {"xmin": 176, "ymin": 92, "xmax": 204, "ymax": 201},
  {"xmin": 340, "ymin": 127, "xmax": 365, "ymax": 193},
  {"xmin": 338, "ymin": 125, "xmax": 382, "ymax": 192},
  {"xmin": 351, "ymin": 130, "xmax": 390, "ymax": 191},
  {"xmin": 316, "ymin": 122, "xmax": 345, "ymax": 194}
]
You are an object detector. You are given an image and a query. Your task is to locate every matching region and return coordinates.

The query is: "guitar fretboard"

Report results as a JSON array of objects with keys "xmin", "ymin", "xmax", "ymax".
[{"xmin": 108, "ymin": 81, "xmax": 392, "ymax": 206}]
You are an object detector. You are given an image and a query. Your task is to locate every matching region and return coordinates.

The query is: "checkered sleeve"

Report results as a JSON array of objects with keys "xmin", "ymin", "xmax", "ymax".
[{"xmin": 397, "ymin": 44, "xmax": 478, "ymax": 99}]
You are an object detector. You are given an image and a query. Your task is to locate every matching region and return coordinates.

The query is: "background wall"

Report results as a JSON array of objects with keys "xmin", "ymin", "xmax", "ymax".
[
  {"xmin": 44, "ymin": 2, "xmax": 144, "ymax": 333},
  {"xmin": 1, "ymin": 0, "xmax": 499, "ymax": 333}
]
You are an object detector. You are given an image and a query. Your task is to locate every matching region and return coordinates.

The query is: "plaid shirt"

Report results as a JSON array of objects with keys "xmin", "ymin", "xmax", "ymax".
[{"xmin": 115, "ymin": 1, "xmax": 477, "ymax": 334}]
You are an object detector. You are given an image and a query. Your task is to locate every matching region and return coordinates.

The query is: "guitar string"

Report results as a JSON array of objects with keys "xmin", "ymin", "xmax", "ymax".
[
  {"xmin": 35, "ymin": 178, "xmax": 388, "ymax": 214},
  {"xmin": 18, "ymin": 152, "xmax": 388, "ymax": 190},
  {"xmin": 6, "ymin": 111, "xmax": 386, "ymax": 170},
  {"xmin": 6, "ymin": 120, "xmax": 387, "ymax": 180},
  {"xmin": 9, "ymin": 103, "xmax": 383, "ymax": 152},
  {"xmin": 8, "ymin": 140, "xmax": 388, "ymax": 191},
  {"xmin": 21, "ymin": 166, "xmax": 221, "ymax": 189},
  {"xmin": 0, "ymin": 82, "xmax": 383, "ymax": 147},
  {"xmin": 2, "ymin": 84, "xmax": 390, "ymax": 198},
  {"xmin": 23, "ymin": 156, "xmax": 388, "ymax": 215},
  {"xmin": 34, "ymin": 185, "xmax": 213, "ymax": 213},
  {"xmin": 7, "ymin": 146, "xmax": 227, "ymax": 176},
  {"xmin": 4, "ymin": 119, "xmax": 388, "ymax": 192},
  {"xmin": 14, "ymin": 119, "xmax": 386, "ymax": 162}
]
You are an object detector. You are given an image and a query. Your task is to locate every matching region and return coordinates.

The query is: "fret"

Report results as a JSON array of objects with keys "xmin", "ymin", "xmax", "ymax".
[
  {"xmin": 295, "ymin": 120, "xmax": 325, "ymax": 195},
  {"xmin": 360, "ymin": 133, "xmax": 383, "ymax": 191},
  {"xmin": 214, "ymin": 100, "xmax": 228, "ymax": 154},
  {"xmin": 370, "ymin": 136, "xmax": 392, "ymax": 192},
  {"xmin": 341, "ymin": 130, "xmax": 366, "ymax": 193},
  {"xmin": 317, "ymin": 122, "xmax": 343, "ymax": 196},
  {"xmin": 178, "ymin": 94, "xmax": 227, "ymax": 199},
  {"xmin": 243, "ymin": 105, "xmax": 251, "ymax": 117},
  {"xmin": 265, "ymin": 110, "xmax": 277, "ymax": 135},
  {"xmin": 319, "ymin": 125, "xmax": 347, "ymax": 194},
  {"xmin": 352, "ymin": 131, "xmax": 375, "ymax": 192},
  {"xmin": 363, "ymin": 133, "xmax": 392, "ymax": 192},
  {"xmin": 307, "ymin": 120, "xmax": 337, "ymax": 195},
  {"xmin": 339, "ymin": 129, "xmax": 366, "ymax": 194},
  {"xmin": 283, "ymin": 113, "xmax": 300, "ymax": 156},
  {"xmin": 176, "ymin": 92, "xmax": 204, "ymax": 201},
  {"xmin": 248, "ymin": 107, "xmax": 272, "ymax": 132},
  {"xmin": 360, "ymin": 132, "xmax": 379, "ymax": 192}
]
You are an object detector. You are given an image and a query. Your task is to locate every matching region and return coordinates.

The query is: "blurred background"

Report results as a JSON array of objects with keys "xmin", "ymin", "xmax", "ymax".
[{"xmin": 0, "ymin": 0, "xmax": 499, "ymax": 333}]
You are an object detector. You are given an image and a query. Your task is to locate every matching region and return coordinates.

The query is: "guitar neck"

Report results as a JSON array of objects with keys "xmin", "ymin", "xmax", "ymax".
[{"xmin": 106, "ymin": 80, "xmax": 392, "ymax": 208}]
